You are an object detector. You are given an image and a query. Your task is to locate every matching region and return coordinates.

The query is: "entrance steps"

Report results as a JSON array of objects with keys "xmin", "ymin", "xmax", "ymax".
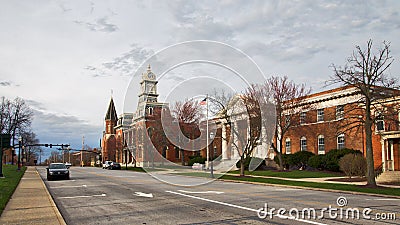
[{"xmin": 377, "ymin": 171, "xmax": 400, "ymax": 183}]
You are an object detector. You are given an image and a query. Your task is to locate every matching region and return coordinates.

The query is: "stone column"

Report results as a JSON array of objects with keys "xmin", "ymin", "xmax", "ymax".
[
  {"xmin": 222, "ymin": 123, "xmax": 228, "ymax": 160},
  {"xmin": 381, "ymin": 139, "xmax": 386, "ymax": 172}
]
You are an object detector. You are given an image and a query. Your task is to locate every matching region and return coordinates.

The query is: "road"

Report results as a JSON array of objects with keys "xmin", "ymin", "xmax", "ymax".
[{"xmin": 37, "ymin": 167, "xmax": 400, "ymax": 225}]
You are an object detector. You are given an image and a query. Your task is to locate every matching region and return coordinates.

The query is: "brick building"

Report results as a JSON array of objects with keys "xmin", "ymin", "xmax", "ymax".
[
  {"xmin": 101, "ymin": 97, "xmax": 118, "ymax": 162},
  {"xmin": 105, "ymin": 65, "xmax": 205, "ymax": 167},
  {"xmin": 281, "ymin": 85, "xmax": 400, "ymax": 172}
]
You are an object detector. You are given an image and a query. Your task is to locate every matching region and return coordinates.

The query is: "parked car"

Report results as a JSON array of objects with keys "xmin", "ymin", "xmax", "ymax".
[
  {"xmin": 47, "ymin": 163, "xmax": 70, "ymax": 181},
  {"xmin": 64, "ymin": 162, "xmax": 72, "ymax": 168},
  {"xmin": 110, "ymin": 162, "xmax": 121, "ymax": 170},
  {"xmin": 102, "ymin": 161, "xmax": 112, "ymax": 169}
]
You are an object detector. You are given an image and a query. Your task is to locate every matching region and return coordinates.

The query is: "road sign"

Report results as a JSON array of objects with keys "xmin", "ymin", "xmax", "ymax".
[
  {"xmin": 1, "ymin": 134, "xmax": 11, "ymax": 177},
  {"xmin": 1, "ymin": 134, "xmax": 11, "ymax": 148}
]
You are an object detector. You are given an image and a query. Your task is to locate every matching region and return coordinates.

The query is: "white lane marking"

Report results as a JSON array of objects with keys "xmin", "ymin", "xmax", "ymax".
[
  {"xmin": 134, "ymin": 192, "xmax": 153, "ymax": 198},
  {"xmin": 365, "ymin": 198, "xmax": 400, "ymax": 201},
  {"xmin": 114, "ymin": 175, "xmax": 136, "ymax": 178},
  {"xmin": 166, "ymin": 190, "xmax": 327, "ymax": 225},
  {"xmin": 178, "ymin": 190, "xmax": 224, "ymax": 194},
  {"xmin": 59, "ymin": 193, "xmax": 106, "ymax": 199}
]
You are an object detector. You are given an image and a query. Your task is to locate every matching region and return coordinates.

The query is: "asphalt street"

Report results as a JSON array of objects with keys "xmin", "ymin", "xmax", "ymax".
[{"xmin": 37, "ymin": 167, "xmax": 400, "ymax": 225}]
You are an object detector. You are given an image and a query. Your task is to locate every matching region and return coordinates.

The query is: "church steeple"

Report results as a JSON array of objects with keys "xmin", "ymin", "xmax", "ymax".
[
  {"xmin": 105, "ymin": 97, "xmax": 118, "ymax": 121},
  {"xmin": 105, "ymin": 97, "xmax": 118, "ymax": 134}
]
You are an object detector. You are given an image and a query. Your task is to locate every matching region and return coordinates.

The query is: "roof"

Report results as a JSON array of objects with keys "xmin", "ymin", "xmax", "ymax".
[{"xmin": 105, "ymin": 98, "xmax": 118, "ymax": 121}]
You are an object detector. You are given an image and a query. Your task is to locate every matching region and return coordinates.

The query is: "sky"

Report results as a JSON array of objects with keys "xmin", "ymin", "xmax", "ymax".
[{"xmin": 1, "ymin": 0, "xmax": 400, "ymax": 157}]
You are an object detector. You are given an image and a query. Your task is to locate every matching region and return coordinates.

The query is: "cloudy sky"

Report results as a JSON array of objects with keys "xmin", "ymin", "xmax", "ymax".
[{"xmin": 1, "ymin": 0, "xmax": 400, "ymax": 155}]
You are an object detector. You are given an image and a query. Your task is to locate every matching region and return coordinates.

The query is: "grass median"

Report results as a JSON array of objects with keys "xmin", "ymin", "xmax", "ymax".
[
  {"xmin": 174, "ymin": 171, "xmax": 400, "ymax": 197},
  {"xmin": 220, "ymin": 175, "xmax": 400, "ymax": 196},
  {"xmin": 0, "ymin": 165, "xmax": 26, "ymax": 215},
  {"xmin": 227, "ymin": 170, "xmax": 340, "ymax": 179}
]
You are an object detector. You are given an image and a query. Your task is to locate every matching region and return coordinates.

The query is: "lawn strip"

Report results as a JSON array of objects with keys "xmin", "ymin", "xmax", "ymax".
[{"xmin": 0, "ymin": 165, "xmax": 26, "ymax": 215}]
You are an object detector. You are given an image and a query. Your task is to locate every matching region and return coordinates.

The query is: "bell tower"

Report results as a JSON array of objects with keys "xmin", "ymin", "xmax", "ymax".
[{"xmin": 135, "ymin": 65, "xmax": 160, "ymax": 119}]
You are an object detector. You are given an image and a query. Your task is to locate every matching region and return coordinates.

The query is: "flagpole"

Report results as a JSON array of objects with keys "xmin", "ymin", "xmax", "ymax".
[{"xmin": 206, "ymin": 94, "xmax": 209, "ymax": 171}]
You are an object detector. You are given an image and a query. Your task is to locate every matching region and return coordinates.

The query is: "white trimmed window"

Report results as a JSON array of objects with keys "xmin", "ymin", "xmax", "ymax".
[
  {"xmin": 285, "ymin": 138, "xmax": 291, "ymax": 154},
  {"xmin": 337, "ymin": 134, "xmax": 345, "ymax": 149},
  {"xmin": 336, "ymin": 105, "xmax": 344, "ymax": 120},
  {"xmin": 318, "ymin": 135, "xmax": 325, "ymax": 154},
  {"xmin": 317, "ymin": 109, "xmax": 324, "ymax": 122},
  {"xmin": 376, "ymin": 114, "xmax": 384, "ymax": 131},
  {"xmin": 300, "ymin": 136, "xmax": 307, "ymax": 151},
  {"xmin": 300, "ymin": 112, "xmax": 307, "ymax": 124}
]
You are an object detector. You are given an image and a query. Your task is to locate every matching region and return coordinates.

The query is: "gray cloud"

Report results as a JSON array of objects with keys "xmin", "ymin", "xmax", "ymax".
[
  {"xmin": 0, "ymin": 81, "xmax": 11, "ymax": 86},
  {"xmin": 74, "ymin": 16, "xmax": 118, "ymax": 33},
  {"xmin": 31, "ymin": 109, "xmax": 102, "ymax": 148},
  {"xmin": 86, "ymin": 44, "xmax": 154, "ymax": 77}
]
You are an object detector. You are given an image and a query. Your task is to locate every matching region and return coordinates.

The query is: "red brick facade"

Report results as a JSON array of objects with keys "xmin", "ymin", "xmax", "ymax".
[{"xmin": 282, "ymin": 86, "xmax": 400, "ymax": 171}]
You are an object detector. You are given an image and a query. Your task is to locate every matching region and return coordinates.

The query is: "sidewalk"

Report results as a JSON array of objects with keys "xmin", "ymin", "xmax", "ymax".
[{"xmin": 0, "ymin": 167, "xmax": 66, "ymax": 225}]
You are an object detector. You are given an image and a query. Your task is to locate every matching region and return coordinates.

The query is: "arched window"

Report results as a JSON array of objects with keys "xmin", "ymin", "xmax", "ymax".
[
  {"xmin": 285, "ymin": 138, "xmax": 291, "ymax": 154},
  {"xmin": 318, "ymin": 135, "xmax": 325, "ymax": 154},
  {"xmin": 148, "ymin": 107, "xmax": 154, "ymax": 116},
  {"xmin": 300, "ymin": 137, "xmax": 307, "ymax": 151},
  {"xmin": 337, "ymin": 134, "xmax": 345, "ymax": 149}
]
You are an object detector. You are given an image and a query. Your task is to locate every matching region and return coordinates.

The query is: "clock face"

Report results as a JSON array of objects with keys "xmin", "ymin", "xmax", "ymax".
[{"xmin": 148, "ymin": 72, "xmax": 155, "ymax": 79}]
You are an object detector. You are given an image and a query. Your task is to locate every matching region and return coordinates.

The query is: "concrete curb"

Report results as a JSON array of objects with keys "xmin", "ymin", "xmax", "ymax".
[{"xmin": 35, "ymin": 167, "xmax": 67, "ymax": 225}]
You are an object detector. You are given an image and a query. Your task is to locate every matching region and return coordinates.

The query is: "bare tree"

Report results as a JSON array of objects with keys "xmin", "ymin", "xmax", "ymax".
[
  {"xmin": 0, "ymin": 97, "xmax": 34, "ymax": 147},
  {"xmin": 171, "ymin": 99, "xmax": 203, "ymax": 165},
  {"xmin": 210, "ymin": 86, "xmax": 263, "ymax": 176},
  {"xmin": 172, "ymin": 99, "xmax": 203, "ymax": 125},
  {"xmin": 329, "ymin": 39, "xmax": 399, "ymax": 187},
  {"xmin": 262, "ymin": 76, "xmax": 310, "ymax": 170},
  {"xmin": 21, "ymin": 131, "xmax": 40, "ymax": 165},
  {"xmin": 234, "ymin": 86, "xmax": 262, "ymax": 176}
]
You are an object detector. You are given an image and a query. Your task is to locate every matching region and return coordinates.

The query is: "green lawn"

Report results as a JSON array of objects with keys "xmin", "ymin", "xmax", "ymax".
[
  {"xmin": 221, "ymin": 175, "xmax": 400, "ymax": 196},
  {"xmin": 173, "ymin": 171, "xmax": 400, "ymax": 197},
  {"xmin": 0, "ymin": 165, "xmax": 26, "ymax": 215},
  {"xmin": 228, "ymin": 170, "xmax": 341, "ymax": 179}
]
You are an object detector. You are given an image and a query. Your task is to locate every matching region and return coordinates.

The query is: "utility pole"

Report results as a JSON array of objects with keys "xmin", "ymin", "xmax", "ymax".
[{"xmin": 81, "ymin": 136, "xmax": 84, "ymax": 167}]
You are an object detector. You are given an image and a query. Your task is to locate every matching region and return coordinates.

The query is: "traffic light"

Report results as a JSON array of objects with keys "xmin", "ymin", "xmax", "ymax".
[
  {"xmin": 50, "ymin": 144, "xmax": 52, "ymax": 148},
  {"xmin": 45, "ymin": 144, "xmax": 48, "ymax": 147}
]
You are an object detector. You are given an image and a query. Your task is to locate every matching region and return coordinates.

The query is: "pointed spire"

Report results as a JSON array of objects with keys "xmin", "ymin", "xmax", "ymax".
[{"xmin": 105, "ymin": 97, "xmax": 118, "ymax": 121}]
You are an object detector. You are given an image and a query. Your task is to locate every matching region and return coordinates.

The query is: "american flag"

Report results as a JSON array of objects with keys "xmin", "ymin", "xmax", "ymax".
[{"xmin": 199, "ymin": 98, "xmax": 207, "ymax": 105}]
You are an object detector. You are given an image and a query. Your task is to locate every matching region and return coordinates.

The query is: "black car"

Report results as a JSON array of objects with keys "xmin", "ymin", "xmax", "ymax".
[
  {"xmin": 110, "ymin": 162, "xmax": 121, "ymax": 170},
  {"xmin": 47, "ymin": 163, "xmax": 70, "ymax": 180}
]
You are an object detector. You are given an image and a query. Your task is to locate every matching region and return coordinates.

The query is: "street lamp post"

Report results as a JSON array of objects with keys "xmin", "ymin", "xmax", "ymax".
[
  {"xmin": 67, "ymin": 146, "xmax": 71, "ymax": 163},
  {"xmin": 124, "ymin": 141, "xmax": 128, "ymax": 170},
  {"xmin": 209, "ymin": 132, "xmax": 215, "ymax": 178},
  {"xmin": 17, "ymin": 137, "xmax": 22, "ymax": 171}
]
